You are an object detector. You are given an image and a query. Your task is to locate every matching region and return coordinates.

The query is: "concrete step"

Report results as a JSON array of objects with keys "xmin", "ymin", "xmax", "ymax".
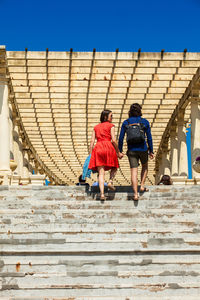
[
  {"xmin": 2, "ymin": 253, "xmax": 200, "ymax": 264},
  {"xmin": 1, "ymin": 231, "xmax": 200, "ymax": 240},
  {"xmin": 1, "ymin": 185, "xmax": 200, "ymax": 201},
  {"xmin": 1, "ymin": 207, "xmax": 199, "ymax": 214},
  {"xmin": 0, "ymin": 206, "xmax": 198, "ymax": 216},
  {"xmin": 1, "ymin": 274, "xmax": 200, "ymax": 288},
  {"xmin": 2, "ymin": 258, "xmax": 200, "ymax": 275},
  {"xmin": 1, "ymin": 243, "xmax": 200, "ymax": 253},
  {"xmin": 1, "ymin": 297, "xmax": 198, "ymax": 300},
  {"xmin": 2, "ymin": 196, "xmax": 200, "ymax": 208},
  {"xmin": 1, "ymin": 223, "xmax": 199, "ymax": 234},
  {"xmin": 0, "ymin": 215, "xmax": 197, "ymax": 226},
  {"xmin": 1, "ymin": 286, "xmax": 200, "ymax": 298},
  {"xmin": 1, "ymin": 293, "xmax": 198, "ymax": 300}
]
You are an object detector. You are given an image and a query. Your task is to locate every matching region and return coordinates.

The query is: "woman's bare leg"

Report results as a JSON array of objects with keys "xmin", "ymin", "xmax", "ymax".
[
  {"xmin": 98, "ymin": 166, "xmax": 105, "ymax": 197},
  {"xmin": 131, "ymin": 167, "xmax": 138, "ymax": 199}
]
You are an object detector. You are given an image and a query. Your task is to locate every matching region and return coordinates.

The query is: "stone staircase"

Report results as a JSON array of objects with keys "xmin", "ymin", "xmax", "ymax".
[{"xmin": 0, "ymin": 185, "xmax": 200, "ymax": 299}]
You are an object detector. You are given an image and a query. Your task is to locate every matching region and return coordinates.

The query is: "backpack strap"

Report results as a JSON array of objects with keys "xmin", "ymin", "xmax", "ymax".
[
  {"xmin": 129, "ymin": 123, "xmax": 140, "ymax": 126},
  {"xmin": 126, "ymin": 119, "xmax": 145, "ymax": 128}
]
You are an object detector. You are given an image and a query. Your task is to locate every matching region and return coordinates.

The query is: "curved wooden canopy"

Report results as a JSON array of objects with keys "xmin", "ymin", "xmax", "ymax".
[{"xmin": 6, "ymin": 50, "xmax": 200, "ymax": 185}]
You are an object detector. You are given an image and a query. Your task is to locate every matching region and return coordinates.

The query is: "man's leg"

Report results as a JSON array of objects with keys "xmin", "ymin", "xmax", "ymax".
[
  {"xmin": 110, "ymin": 167, "xmax": 117, "ymax": 181},
  {"xmin": 131, "ymin": 167, "xmax": 138, "ymax": 199},
  {"xmin": 140, "ymin": 162, "xmax": 148, "ymax": 191},
  {"xmin": 108, "ymin": 167, "xmax": 117, "ymax": 191}
]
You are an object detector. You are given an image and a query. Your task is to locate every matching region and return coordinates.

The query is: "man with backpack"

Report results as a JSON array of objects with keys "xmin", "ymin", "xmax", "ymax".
[{"xmin": 118, "ymin": 103, "xmax": 154, "ymax": 200}]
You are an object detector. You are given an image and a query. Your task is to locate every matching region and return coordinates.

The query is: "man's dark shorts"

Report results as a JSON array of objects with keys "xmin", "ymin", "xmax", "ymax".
[{"xmin": 127, "ymin": 150, "xmax": 148, "ymax": 168}]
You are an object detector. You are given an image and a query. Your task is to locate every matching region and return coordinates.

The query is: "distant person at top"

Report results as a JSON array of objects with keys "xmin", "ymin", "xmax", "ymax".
[
  {"xmin": 92, "ymin": 174, "xmax": 108, "ymax": 187},
  {"xmin": 76, "ymin": 174, "xmax": 89, "ymax": 187},
  {"xmin": 88, "ymin": 110, "xmax": 123, "ymax": 200},
  {"xmin": 158, "ymin": 175, "xmax": 172, "ymax": 185},
  {"xmin": 118, "ymin": 103, "xmax": 154, "ymax": 200}
]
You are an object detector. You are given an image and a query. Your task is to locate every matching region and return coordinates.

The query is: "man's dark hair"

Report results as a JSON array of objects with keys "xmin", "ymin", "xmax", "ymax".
[
  {"xmin": 100, "ymin": 110, "xmax": 112, "ymax": 123},
  {"xmin": 129, "ymin": 103, "xmax": 142, "ymax": 117},
  {"xmin": 79, "ymin": 175, "xmax": 86, "ymax": 183}
]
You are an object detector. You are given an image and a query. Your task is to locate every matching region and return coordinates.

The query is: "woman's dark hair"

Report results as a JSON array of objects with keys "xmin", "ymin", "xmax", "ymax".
[
  {"xmin": 129, "ymin": 103, "xmax": 142, "ymax": 117},
  {"xmin": 158, "ymin": 175, "xmax": 172, "ymax": 185},
  {"xmin": 100, "ymin": 110, "xmax": 112, "ymax": 123}
]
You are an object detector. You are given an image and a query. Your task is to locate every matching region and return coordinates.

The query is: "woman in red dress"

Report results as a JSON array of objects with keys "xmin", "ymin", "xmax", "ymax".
[{"xmin": 89, "ymin": 110, "xmax": 123, "ymax": 200}]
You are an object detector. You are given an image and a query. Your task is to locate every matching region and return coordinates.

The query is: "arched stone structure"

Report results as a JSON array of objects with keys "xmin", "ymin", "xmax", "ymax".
[
  {"xmin": 1, "ymin": 46, "xmax": 200, "ymax": 185},
  {"xmin": 156, "ymin": 68, "xmax": 200, "ymax": 184}
]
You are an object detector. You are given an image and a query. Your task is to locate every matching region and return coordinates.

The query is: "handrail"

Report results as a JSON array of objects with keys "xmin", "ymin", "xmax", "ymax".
[{"xmin": 155, "ymin": 67, "xmax": 200, "ymax": 168}]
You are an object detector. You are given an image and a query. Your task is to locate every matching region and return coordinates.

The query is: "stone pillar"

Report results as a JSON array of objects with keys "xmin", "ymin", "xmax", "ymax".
[
  {"xmin": 9, "ymin": 103, "xmax": 14, "ymax": 160},
  {"xmin": 170, "ymin": 126, "xmax": 178, "ymax": 177},
  {"xmin": 11, "ymin": 121, "xmax": 20, "ymax": 185},
  {"xmin": 28, "ymin": 152, "xmax": 35, "ymax": 176},
  {"xmin": 21, "ymin": 149, "xmax": 30, "ymax": 184},
  {"xmin": 33, "ymin": 160, "xmax": 39, "ymax": 174},
  {"xmin": 13, "ymin": 124, "xmax": 19, "ymax": 173},
  {"xmin": 14, "ymin": 125, "xmax": 23, "ymax": 177},
  {"xmin": 162, "ymin": 146, "xmax": 171, "ymax": 176},
  {"xmin": 158, "ymin": 143, "xmax": 171, "ymax": 179},
  {"xmin": 177, "ymin": 110, "xmax": 188, "ymax": 178},
  {"xmin": 155, "ymin": 155, "xmax": 162, "ymax": 184},
  {"xmin": 191, "ymin": 98, "xmax": 200, "ymax": 180},
  {"xmin": 0, "ymin": 84, "xmax": 11, "ymax": 184},
  {"xmin": 28, "ymin": 159, "xmax": 34, "ymax": 176},
  {"xmin": 155, "ymin": 162, "xmax": 160, "ymax": 185}
]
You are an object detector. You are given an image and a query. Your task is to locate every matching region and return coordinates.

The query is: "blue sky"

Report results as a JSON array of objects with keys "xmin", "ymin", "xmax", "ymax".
[{"xmin": 1, "ymin": 0, "xmax": 200, "ymax": 51}]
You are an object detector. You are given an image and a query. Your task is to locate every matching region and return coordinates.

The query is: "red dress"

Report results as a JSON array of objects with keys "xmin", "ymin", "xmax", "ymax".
[{"xmin": 89, "ymin": 122, "xmax": 119, "ymax": 171}]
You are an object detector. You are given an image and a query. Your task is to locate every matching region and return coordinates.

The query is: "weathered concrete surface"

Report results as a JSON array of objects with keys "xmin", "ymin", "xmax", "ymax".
[{"xmin": 0, "ymin": 185, "xmax": 200, "ymax": 298}]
